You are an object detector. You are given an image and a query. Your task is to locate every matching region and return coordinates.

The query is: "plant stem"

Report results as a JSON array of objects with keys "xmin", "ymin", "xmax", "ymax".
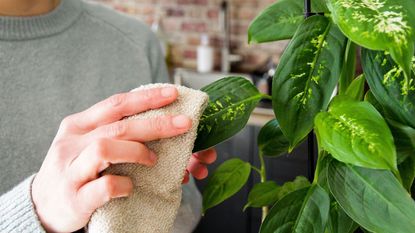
[
  {"xmin": 311, "ymin": 150, "xmax": 328, "ymax": 185},
  {"xmin": 259, "ymin": 152, "xmax": 266, "ymax": 182},
  {"xmin": 251, "ymin": 165, "xmax": 262, "ymax": 175},
  {"xmin": 258, "ymin": 151, "xmax": 269, "ymax": 221}
]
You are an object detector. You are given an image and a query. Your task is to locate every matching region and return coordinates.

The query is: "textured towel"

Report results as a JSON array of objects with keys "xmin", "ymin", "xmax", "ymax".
[{"xmin": 87, "ymin": 84, "xmax": 209, "ymax": 233}]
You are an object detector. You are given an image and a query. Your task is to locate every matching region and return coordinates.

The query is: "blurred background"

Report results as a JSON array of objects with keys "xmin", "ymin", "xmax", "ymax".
[
  {"xmin": 90, "ymin": 0, "xmax": 288, "ymax": 73},
  {"xmin": 89, "ymin": 1, "xmax": 313, "ymax": 232}
]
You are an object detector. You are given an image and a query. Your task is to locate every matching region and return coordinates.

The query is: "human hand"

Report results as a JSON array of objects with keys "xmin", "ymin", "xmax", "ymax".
[
  {"xmin": 32, "ymin": 86, "xmax": 192, "ymax": 233},
  {"xmin": 182, "ymin": 148, "xmax": 217, "ymax": 184}
]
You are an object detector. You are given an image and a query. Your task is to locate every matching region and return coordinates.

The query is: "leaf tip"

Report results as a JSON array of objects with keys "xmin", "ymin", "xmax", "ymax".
[
  {"xmin": 242, "ymin": 204, "xmax": 249, "ymax": 212},
  {"xmin": 247, "ymin": 34, "xmax": 257, "ymax": 44}
]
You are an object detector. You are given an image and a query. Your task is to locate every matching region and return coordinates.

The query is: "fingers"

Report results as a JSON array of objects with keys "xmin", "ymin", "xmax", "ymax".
[
  {"xmin": 76, "ymin": 175, "xmax": 133, "ymax": 214},
  {"xmin": 186, "ymin": 149, "xmax": 217, "ymax": 181},
  {"xmin": 182, "ymin": 170, "xmax": 190, "ymax": 184},
  {"xmin": 84, "ymin": 115, "xmax": 192, "ymax": 144},
  {"xmin": 59, "ymin": 86, "xmax": 178, "ymax": 133},
  {"xmin": 69, "ymin": 138, "xmax": 157, "ymax": 185},
  {"xmin": 193, "ymin": 148, "xmax": 217, "ymax": 164},
  {"xmin": 187, "ymin": 156, "xmax": 209, "ymax": 180}
]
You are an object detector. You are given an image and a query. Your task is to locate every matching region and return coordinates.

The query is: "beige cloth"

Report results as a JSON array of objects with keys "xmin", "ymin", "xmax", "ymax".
[{"xmin": 87, "ymin": 84, "xmax": 209, "ymax": 233}]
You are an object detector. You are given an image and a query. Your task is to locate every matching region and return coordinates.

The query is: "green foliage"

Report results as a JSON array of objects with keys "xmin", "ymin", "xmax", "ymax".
[
  {"xmin": 202, "ymin": 158, "xmax": 251, "ymax": 212},
  {"xmin": 327, "ymin": 202, "xmax": 359, "ymax": 233},
  {"xmin": 197, "ymin": 1, "xmax": 415, "ymax": 232},
  {"xmin": 387, "ymin": 119, "xmax": 415, "ymax": 163},
  {"xmin": 345, "ymin": 74, "xmax": 365, "ymax": 101},
  {"xmin": 328, "ymin": 160, "xmax": 415, "ymax": 233},
  {"xmin": 257, "ymin": 119, "xmax": 289, "ymax": 157},
  {"xmin": 398, "ymin": 156, "xmax": 415, "ymax": 191},
  {"xmin": 248, "ymin": 0, "xmax": 328, "ymax": 43},
  {"xmin": 260, "ymin": 185, "xmax": 330, "ymax": 233},
  {"xmin": 327, "ymin": 0, "xmax": 415, "ymax": 86},
  {"xmin": 244, "ymin": 181, "xmax": 280, "ymax": 210},
  {"xmin": 274, "ymin": 176, "xmax": 310, "ymax": 202},
  {"xmin": 363, "ymin": 90, "xmax": 384, "ymax": 114},
  {"xmin": 339, "ymin": 40, "xmax": 357, "ymax": 94},
  {"xmin": 315, "ymin": 97, "xmax": 397, "ymax": 173},
  {"xmin": 244, "ymin": 176, "xmax": 311, "ymax": 211},
  {"xmin": 259, "ymin": 188, "xmax": 309, "ymax": 233},
  {"xmin": 272, "ymin": 15, "xmax": 347, "ymax": 149},
  {"xmin": 361, "ymin": 48, "xmax": 415, "ymax": 128},
  {"xmin": 194, "ymin": 77, "xmax": 263, "ymax": 152}
]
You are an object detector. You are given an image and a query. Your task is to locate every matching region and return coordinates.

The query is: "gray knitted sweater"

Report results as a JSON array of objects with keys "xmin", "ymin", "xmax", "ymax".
[{"xmin": 0, "ymin": 0, "xmax": 201, "ymax": 232}]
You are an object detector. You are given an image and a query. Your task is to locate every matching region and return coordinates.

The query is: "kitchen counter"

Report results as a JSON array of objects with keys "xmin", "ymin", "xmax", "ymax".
[{"xmin": 249, "ymin": 106, "xmax": 274, "ymax": 126}]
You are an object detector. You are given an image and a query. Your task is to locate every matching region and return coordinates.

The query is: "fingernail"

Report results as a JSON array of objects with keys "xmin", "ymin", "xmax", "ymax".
[
  {"xmin": 149, "ymin": 151, "xmax": 158, "ymax": 164},
  {"xmin": 161, "ymin": 87, "xmax": 175, "ymax": 98},
  {"xmin": 172, "ymin": 115, "xmax": 191, "ymax": 129}
]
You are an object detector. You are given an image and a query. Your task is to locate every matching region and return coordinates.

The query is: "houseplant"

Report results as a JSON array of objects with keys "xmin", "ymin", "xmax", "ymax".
[{"xmin": 193, "ymin": 0, "xmax": 415, "ymax": 232}]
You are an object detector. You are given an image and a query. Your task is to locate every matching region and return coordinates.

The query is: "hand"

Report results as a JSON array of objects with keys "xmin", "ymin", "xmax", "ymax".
[
  {"xmin": 32, "ymin": 86, "xmax": 192, "ymax": 233},
  {"xmin": 182, "ymin": 148, "xmax": 217, "ymax": 184}
]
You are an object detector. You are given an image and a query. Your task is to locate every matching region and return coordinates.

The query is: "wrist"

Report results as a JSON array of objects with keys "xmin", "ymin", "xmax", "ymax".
[{"xmin": 31, "ymin": 175, "xmax": 55, "ymax": 233}]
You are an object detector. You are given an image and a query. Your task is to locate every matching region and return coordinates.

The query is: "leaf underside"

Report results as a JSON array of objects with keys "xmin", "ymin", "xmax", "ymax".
[{"xmin": 202, "ymin": 158, "xmax": 251, "ymax": 212}]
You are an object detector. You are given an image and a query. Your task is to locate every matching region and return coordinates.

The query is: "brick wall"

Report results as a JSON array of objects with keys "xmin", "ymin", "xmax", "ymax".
[{"xmin": 90, "ymin": 0, "xmax": 289, "ymax": 73}]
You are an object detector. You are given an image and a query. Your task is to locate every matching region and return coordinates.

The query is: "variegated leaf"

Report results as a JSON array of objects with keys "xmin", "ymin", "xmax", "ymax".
[
  {"xmin": 327, "ymin": 0, "xmax": 415, "ymax": 93},
  {"xmin": 272, "ymin": 15, "xmax": 347, "ymax": 149}
]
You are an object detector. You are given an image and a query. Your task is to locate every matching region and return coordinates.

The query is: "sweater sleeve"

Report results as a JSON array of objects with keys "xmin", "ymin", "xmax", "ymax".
[{"xmin": 0, "ymin": 174, "xmax": 46, "ymax": 233}]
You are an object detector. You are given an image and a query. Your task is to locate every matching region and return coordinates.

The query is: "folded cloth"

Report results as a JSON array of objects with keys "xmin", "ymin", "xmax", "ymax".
[{"xmin": 87, "ymin": 84, "xmax": 209, "ymax": 233}]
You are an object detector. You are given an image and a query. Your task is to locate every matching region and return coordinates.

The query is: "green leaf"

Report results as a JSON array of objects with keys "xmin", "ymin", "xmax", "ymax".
[
  {"xmin": 272, "ymin": 15, "xmax": 347, "ymax": 150},
  {"xmin": 327, "ymin": 202, "xmax": 359, "ymax": 233},
  {"xmin": 365, "ymin": 89, "xmax": 415, "ymax": 163},
  {"xmin": 244, "ymin": 176, "xmax": 311, "ymax": 211},
  {"xmin": 387, "ymin": 119, "xmax": 415, "ymax": 164},
  {"xmin": 364, "ymin": 90, "xmax": 385, "ymax": 115},
  {"xmin": 328, "ymin": 159, "xmax": 415, "ymax": 233},
  {"xmin": 260, "ymin": 185, "xmax": 330, "ymax": 233},
  {"xmin": 315, "ymin": 154, "xmax": 330, "ymax": 192},
  {"xmin": 360, "ymin": 228, "xmax": 374, "ymax": 233},
  {"xmin": 327, "ymin": 0, "xmax": 415, "ymax": 85},
  {"xmin": 243, "ymin": 181, "xmax": 280, "ymax": 210},
  {"xmin": 398, "ymin": 155, "xmax": 415, "ymax": 192},
  {"xmin": 345, "ymin": 74, "xmax": 365, "ymax": 101},
  {"xmin": 194, "ymin": 77, "xmax": 263, "ymax": 152},
  {"xmin": 361, "ymin": 48, "xmax": 415, "ymax": 128},
  {"xmin": 339, "ymin": 40, "xmax": 357, "ymax": 94},
  {"xmin": 260, "ymin": 188, "xmax": 308, "ymax": 233},
  {"xmin": 248, "ymin": 0, "xmax": 328, "ymax": 43},
  {"xmin": 314, "ymin": 97, "xmax": 398, "ymax": 172},
  {"xmin": 276, "ymin": 176, "xmax": 311, "ymax": 203},
  {"xmin": 257, "ymin": 119, "xmax": 289, "ymax": 157},
  {"xmin": 202, "ymin": 158, "xmax": 251, "ymax": 212}
]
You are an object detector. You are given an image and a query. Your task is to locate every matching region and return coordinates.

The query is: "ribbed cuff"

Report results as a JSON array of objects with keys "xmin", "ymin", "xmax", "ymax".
[{"xmin": 0, "ymin": 174, "xmax": 46, "ymax": 233}]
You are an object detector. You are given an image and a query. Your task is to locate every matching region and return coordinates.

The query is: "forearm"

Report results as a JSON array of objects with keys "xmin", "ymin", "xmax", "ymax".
[{"xmin": 0, "ymin": 174, "xmax": 46, "ymax": 233}]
